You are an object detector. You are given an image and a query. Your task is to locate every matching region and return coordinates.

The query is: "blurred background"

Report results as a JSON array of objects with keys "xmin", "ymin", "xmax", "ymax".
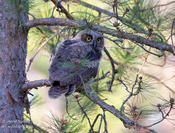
[{"xmin": 26, "ymin": 0, "xmax": 175, "ymax": 132}]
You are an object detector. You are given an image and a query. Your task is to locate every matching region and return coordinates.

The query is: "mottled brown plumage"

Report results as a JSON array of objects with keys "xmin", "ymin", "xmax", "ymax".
[{"xmin": 48, "ymin": 29, "xmax": 104, "ymax": 98}]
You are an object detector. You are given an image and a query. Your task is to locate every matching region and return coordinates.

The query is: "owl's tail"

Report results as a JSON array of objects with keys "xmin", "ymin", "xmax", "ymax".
[{"xmin": 48, "ymin": 86, "xmax": 68, "ymax": 98}]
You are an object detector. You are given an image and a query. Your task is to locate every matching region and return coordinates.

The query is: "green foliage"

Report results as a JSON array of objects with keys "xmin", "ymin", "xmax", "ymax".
[
  {"xmin": 29, "ymin": 0, "xmax": 54, "ymax": 18},
  {"xmin": 29, "ymin": 94, "xmax": 43, "ymax": 107},
  {"xmin": 48, "ymin": 114, "xmax": 84, "ymax": 133},
  {"xmin": 27, "ymin": 0, "xmax": 175, "ymax": 132},
  {"xmin": 23, "ymin": 125, "xmax": 44, "ymax": 133},
  {"xmin": 9, "ymin": 0, "xmax": 28, "ymax": 11},
  {"xmin": 72, "ymin": 10, "xmax": 99, "ymax": 24},
  {"xmin": 9, "ymin": 0, "xmax": 32, "ymax": 26},
  {"xmin": 102, "ymin": 0, "xmax": 175, "ymax": 42}
]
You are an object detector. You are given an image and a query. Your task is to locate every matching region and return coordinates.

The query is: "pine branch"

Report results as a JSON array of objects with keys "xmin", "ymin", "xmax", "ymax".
[
  {"xmin": 23, "ymin": 121, "xmax": 48, "ymax": 133},
  {"xmin": 21, "ymin": 79, "xmax": 157, "ymax": 132},
  {"xmin": 73, "ymin": 0, "xmax": 146, "ymax": 34},
  {"xmin": 25, "ymin": 18, "xmax": 80, "ymax": 28},
  {"xmin": 21, "ymin": 72, "xmax": 109, "ymax": 92},
  {"xmin": 104, "ymin": 47, "xmax": 116, "ymax": 91},
  {"xmin": 50, "ymin": 0, "xmax": 74, "ymax": 19},
  {"xmin": 83, "ymin": 84, "xmax": 156, "ymax": 133},
  {"xmin": 22, "ymin": 79, "xmax": 51, "ymax": 92},
  {"xmin": 25, "ymin": 18, "xmax": 175, "ymax": 54}
]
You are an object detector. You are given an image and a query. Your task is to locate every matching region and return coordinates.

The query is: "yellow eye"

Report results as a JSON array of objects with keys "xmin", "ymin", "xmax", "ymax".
[
  {"xmin": 97, "ymin": 38, "xmax": 102, "ymax": 44},
  {"xmin": 86, "ymin": 35, "xmax": 92, "ymax": 42}
]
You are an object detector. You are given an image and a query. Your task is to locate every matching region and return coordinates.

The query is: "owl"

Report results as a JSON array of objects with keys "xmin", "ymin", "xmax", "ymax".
[{"xmin": 48, "ymin": 29, "xmax": 104, "ymax": 98}]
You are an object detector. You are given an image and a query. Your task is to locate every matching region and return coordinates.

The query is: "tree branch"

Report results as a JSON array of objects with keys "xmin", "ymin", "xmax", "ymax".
[
  {"xmin": 25, "ymin": 18, "xmax": 175, "ymax": 54},
  {"xmin": 73, "ymin": 0, "xmax": 147, "ymax": 34},
  {"xmin": 73, "ymin": 0, "xmax": 115, "ymax": 17},
  {"xmin": 23, "ymin": 121, "xmax": 48, "ymax": 133},
  {"xmin": 25, "ymin": 18, "xmax": 81, "ymax": 28},
  {"xmin": 22, "ymin": 79, "xmax": 51, "ymax": 92},
  {"xmin": 21, "ymin": 71, "xmax": 109, "ymax": 92},
  {"xmin": 27, "ymin": 30, "xmax": 61, "ymax": 72},
  {"xmin": 83, "ymin": 84, "xmax": 155, "ymax": 132},
  {"xmin": 22, "ymin": 79, "xmax": 156, "ymax": 132},
  {"xmin": 104, "ymin": 47, "xmax": 116, "ymax": 91},
  {"xmin": 50, "ymin": 0, "xmax": 74, "ymax": 19}
]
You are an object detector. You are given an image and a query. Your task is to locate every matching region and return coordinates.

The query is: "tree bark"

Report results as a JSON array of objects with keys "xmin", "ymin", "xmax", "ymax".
[{"xmin": 0, "ymin": 0, "xmax": 28, "ymax": 132}]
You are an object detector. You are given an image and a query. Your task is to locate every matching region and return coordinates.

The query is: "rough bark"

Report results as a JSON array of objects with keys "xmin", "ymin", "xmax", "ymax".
[{"xmin": 0, "ymin": 0, "xmax": 28, "ymax": 133}]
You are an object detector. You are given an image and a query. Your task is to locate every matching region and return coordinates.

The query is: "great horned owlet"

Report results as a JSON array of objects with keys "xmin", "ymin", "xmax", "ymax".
[{"xmin": 48, "ymin": 29, "xmax": 104, "ymax": 98}]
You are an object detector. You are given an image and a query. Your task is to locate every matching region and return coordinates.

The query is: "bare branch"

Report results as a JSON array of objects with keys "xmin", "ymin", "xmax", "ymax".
[
  {"xmin": 103, "ymin": 109, "xmax": 108, "ymax": 133},
  {"xmin": 25, "ymin": 18, "xmax": 81, "ymax": 28},
  {"xmin": 104, "ymin": 47, "xmax": 116, "ymax": 91},
  {"xmin": 49, "ymin": 0, "xmax": 74, "ymax": 19},
  {"xmin": 73, "ymin": 0, "xmax": 115, "ymax": 17},
  {"xmin": 74, "ymin": 95, "xmax": 93, "ymax": 132},
  {"xmin": 93, "ymin": 71, "xmax": 110, "ymax": 82},
  {"xmin": 27, "ymin": 30, "xmax": 60, "ymax": 72},
  {"xmin": 25, "ymin": 18, "xmax": 175, "ymax": 54},
  {"xmin": 145, "ymin": 98, "xmax": 174, "ymax": 128},
  {"xmin": 120, "ymin": 75, "xmax": 142, "ymax": 113},
  {"xmin": 113, "ymin": 0, "xmax": 118, "ymax": 17},
  {"xmin": 22, "ymin": 79, "xmax": 51, "ymax": 92},
  {"xmin": 23, "ymin": 121, "xmax": 48, "ymax": 133}
]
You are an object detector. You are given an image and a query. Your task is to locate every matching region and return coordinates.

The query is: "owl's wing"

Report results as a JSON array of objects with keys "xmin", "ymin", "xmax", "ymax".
[
  {"xmin": 49, "ymin": 40, "xmax": 82, "ymax": 83},
  {"xmin": 55, "ymin": 40, "xmax": 78, "ymax": 57},
  {"xmin": 49, "ymin": 40, "xmax": 99, "ymax": 87}
]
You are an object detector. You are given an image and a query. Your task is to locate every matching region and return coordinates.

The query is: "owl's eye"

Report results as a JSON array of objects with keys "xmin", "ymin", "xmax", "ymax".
[
  {"xmin": 81, "ymin": 34, "xmax": 93, "ymax": 42},
  {"xmin": 85, "ymin": 35, "xmax": 92, "ymax": 42},
  {"xmin": 97, "ymin": 38, "xmax": 103, "ymax": 44}
]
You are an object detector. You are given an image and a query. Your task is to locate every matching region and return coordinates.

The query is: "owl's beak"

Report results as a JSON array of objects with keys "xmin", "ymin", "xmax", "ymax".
[{"xmin": 92, "ymin": 40, "xmax": 97, "ymax": 48}]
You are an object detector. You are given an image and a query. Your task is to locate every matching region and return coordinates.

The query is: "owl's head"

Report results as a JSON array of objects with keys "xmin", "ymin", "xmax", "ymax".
[{"xmin": 74, "ymin": 29, "xmax": 104, "ymax": 51}]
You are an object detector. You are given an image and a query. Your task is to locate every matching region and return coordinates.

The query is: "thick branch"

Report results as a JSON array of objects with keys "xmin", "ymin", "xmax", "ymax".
[
  {"xmin": 25, "ymin": 18, "xmax": 175, "ymax": 54},
  {"xmin": 21, "ymin": 71, "xmax": 109, "ymax": 92},
  {"xmin": 83, "ymin": 85, "xmax": 155, "ymax": 132},
  {"xmin": 25, "ymin": 18, "xmax": 81, "ymax": 28},
  {"xmin": 22, "ymin": 79, "xmax": 51, "ymax": 92},
  {"xmin": 85, "ymin": 86, "xmax": 133, "ymax": 124}
]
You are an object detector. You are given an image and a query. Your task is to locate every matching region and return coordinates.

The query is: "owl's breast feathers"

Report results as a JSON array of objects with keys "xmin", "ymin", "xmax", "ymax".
[{"xmin": 86, "ymin": 49, "xmax": 102, "ymax": 60}]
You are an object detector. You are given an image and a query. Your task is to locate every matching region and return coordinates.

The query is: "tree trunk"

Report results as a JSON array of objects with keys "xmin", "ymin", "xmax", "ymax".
[{"xmin": 0, "ymin": 0, "xmax": 28, "ymax": 132}]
